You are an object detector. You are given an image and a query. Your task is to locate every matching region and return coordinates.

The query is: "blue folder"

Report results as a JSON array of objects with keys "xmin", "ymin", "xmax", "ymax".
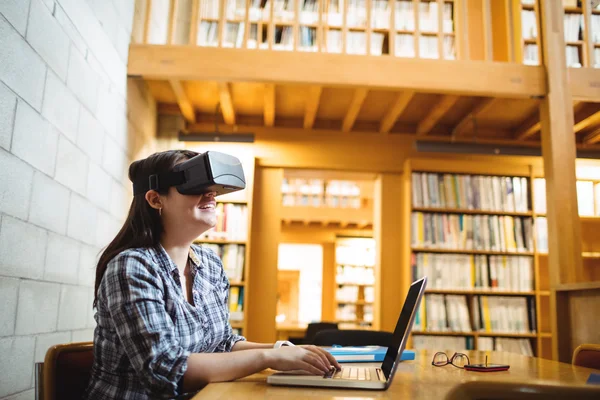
[{"xmin": 325, "ymin": 346, "xmax": 416, "ymax": 363}]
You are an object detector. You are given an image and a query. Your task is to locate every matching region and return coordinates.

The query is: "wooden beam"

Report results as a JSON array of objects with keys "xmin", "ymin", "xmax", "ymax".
[
  {"xmin": 583, "ymin": 127, "xmax": 600, "ymax": 144},
  {"xmin": 515, "ymin": 112, "xmax": 540, "ymax": 141},
  {"xmin": 218, "ymin": 82, "xmax": 235, "ymax": 125},
  {"xmin": 128, "ymin": 45, "xmax": 547, "ymax": 98},
  {"xmin": 342, "ymin": 88, "xmax": 368, "ymax": 132},
  {"xmin": 417, "ymin": 95, "xmax": 460, "ymax": 136},
  {"xmin": 574, "ymin": 110, "xmax": 600, "ymax": 134},
  {"xmin": 168, "ymin": 80, "xmax": 196, "ymax": 123},
  {"xmin": 303, "ymin": 86, "xmax": 322, "ymax": 129},
  {"xmin": 452, "ymin": 97, "xmax": 495, "ymax": 136},
  {"xmin": 379, "ymin": 91, "xmax": 415, "ymax": 133},
  {"xmin": 264, "ymin": 84, "xmax": 275, "ymax": 127},
  {"xmin": 538, "ymin": 0, "xmax": 585, "ymax": 362}
]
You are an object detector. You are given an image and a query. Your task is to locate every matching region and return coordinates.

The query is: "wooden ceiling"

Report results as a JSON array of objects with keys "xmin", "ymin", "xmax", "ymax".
[{"xmin": 147, "ymin": 79, "xmax": 600, "ymax": 145}]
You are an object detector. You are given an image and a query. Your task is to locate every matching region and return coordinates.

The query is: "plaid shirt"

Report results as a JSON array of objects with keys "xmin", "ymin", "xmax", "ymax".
[{"xmin": 84, "ymin": 244, "xmax": 245, "ymax": 399}]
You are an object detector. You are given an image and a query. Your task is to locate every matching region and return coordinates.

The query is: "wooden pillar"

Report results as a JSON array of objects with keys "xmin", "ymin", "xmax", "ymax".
[
  {"xmin": 538, "ymin": 1, "xmax": 585, "ymax": 362},
  {"xmin": 321, "ymin": 242, "xmax": 336, "ymax": 322},
  {"xmin": 247, "ymin": 167, "xmax": 283, "ymax": 343},
  {"xmin": 373, "ymin": 173, "xmax": 405, "ymax": 332}
]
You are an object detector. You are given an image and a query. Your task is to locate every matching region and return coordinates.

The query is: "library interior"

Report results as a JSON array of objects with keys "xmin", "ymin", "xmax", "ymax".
[{"xmin": 2, "ymin": 0, "xmax": 600, "ymax": 399}]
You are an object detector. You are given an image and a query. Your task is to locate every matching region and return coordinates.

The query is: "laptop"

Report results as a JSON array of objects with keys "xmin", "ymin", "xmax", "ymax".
[{"xmin": 267, "ymin": 277, "xmax": 427, "ymax": 390}]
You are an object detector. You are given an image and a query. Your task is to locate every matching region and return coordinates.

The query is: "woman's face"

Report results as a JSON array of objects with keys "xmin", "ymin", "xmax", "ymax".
[{"xmin": 161, "ymin": 188, "xmax": 217, "ymax": 238}]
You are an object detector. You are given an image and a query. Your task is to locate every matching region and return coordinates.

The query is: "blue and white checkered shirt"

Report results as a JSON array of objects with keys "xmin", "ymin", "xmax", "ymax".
[{"xmin": 84, "ymin": 244, "xmax": 245, "ymax": 399}]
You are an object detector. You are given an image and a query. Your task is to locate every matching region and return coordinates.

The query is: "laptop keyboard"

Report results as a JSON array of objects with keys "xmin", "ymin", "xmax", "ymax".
[{"xmin": 324, "ymin": 367, "xmax": 371, "ymax": 380}]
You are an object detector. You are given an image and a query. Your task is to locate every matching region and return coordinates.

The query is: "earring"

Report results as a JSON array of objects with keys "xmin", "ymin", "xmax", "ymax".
[{"xmin": 159, "ymin": 208, "xmax": 162, "ymax": 216}]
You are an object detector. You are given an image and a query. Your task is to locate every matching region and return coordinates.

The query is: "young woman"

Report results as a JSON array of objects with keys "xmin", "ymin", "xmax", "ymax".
[{"xmin": 84, "ymin": 150, "xmax": 340, "ymax": 399}]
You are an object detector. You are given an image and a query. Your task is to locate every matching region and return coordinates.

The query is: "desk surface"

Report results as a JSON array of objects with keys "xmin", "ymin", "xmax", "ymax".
[{"xmin": 192, "ymin": 350, "xmax": 597, "ymax": 399}]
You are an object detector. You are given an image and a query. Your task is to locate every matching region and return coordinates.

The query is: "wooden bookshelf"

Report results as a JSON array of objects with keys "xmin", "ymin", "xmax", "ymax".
[
  {"xmin": 406, "ymin": 159, "xmax": 547, "ymax": 358},
  {"xmin": 515, "ymin": 0, "xmax": 600, "ymax": 68}
]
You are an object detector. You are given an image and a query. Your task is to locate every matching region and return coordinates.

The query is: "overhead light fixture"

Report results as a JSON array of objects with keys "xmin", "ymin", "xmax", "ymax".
[
  {"xmin": 178, "ymin": 102, "xmax": 255, "ymax": 143},
  {"xmin": 178, "ymin": 131, "xmax": 255, "ymax": 143},
  {"xmin": 414, "ymin": 140, "xmax": 600, "ymax": 159}
]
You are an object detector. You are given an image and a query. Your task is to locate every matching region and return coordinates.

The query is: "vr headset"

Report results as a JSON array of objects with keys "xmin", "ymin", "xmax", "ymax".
[{"xmin": 133, "ymin": 151, "xmax": 246, "ymax": 196}]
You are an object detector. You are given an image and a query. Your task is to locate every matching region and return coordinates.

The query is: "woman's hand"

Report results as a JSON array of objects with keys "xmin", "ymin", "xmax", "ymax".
[{"xmin": 264, "ymin": 345, "xmax": 341, "ymax": 375}]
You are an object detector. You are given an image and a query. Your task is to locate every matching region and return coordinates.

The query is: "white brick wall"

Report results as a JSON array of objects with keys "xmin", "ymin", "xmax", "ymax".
[
  {"xmin": 26, "ymin": 0, "xmax": 70, "ymax": 82},
  {"xmin": 0, "ymin": 149, "xmax": 34, "ymax": 220},
  {"xmin": 44, "ymin": 232, "xmax": 81, "ymax": 284},
  {"xmin": 0, "ymin": 216, "xmax": 47, "ymax": 279},
  {"xmin": 0, "ymin": 277, "xmax": 19, "ymax": 336},
  {"xmin": 15, "ymin": 280, "xmax": 61, "ymax": 335},
  {"xmin": 0, "ymin": 1, "xmax": 157, "ymax": 397},
  {"xmin": 0, "ymin": 83, "xmax": 17, "ymax": 150},
  {"xmin": 42, "ymin": 71, "xmax": 81, "ymax": 143},
  {"xmin": 28, "ymin": 172, "xmax": 71, "ymax": 234},
  {"xmin": 58, "ymin": 285, "xmax": 90, "ymax": 330},
  {"xmin": 55, "ymin": 134, "xmax": 89, "ymax": 196},
  {"xmin": 0, "ymin": 15, "xmax": 46, "ymax": 111},
  {"xmin": 11, "ymin": 101, "xmax": 58, "ymax": 176},
  {"xmin": 0, "ymin": 337, "xmax": 35, "ymax": 398},
  {"xmin": 0, "ymin": 0, "xmax": 31, "ymax": 36}
]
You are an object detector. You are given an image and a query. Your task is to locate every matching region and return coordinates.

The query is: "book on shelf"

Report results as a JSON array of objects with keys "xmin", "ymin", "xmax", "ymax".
[
  {"xmin": 202, "ymin": 243, "xmax": 245, "ymax": 282},
  {"xmin": 521, "ymin": 9, "xmax": 537, "ymax": 40},
  {"xmin": 478, "ymin": 337, "xmax": 534, "ymax": 357},
  {"xmin": 592, "ymin": 15, "xmax": 600, "ymax": 44},
  {"xmin": 198, "ymin": 21, "xmax": 219, "ymax": 46},
  {"xmin": 411, "ymin": 212, "xmax": 534, "ymax": 253},
  {"xmin": 347, "ymin": 0, "xmax": 367, "ymax": 28},
  {"xmin": 347, "ymin": 31, "xmax": 367, "ymax": 55},
  {"xmin": 225, "ymin": 0, "xmax": 247, "ymax": 19},
  {"xmin": 229, "ymin": 286, "xmax": 245, "ymax": 320},
  {"xmin": 326, "ymin": 29, "xmax": 343, "ymax": 53},
  {"xmin": 412, "ymin": 173, "xmax": 530, "ymax": 213},
  {"xmin": 566, "ymin": 45, "xmax": 582, "ymax": 68},
  {"xmin": 336, "ymin": 265, "xmax": 375, "ymax": 285},
  {"xmin": 201, "ymin": 0, "xmax": 220, "ymax": 19},
  {"xmin": 197, "ymin": 203, "xmax": 248, "ymax": 241},
  {"xmin": 371, "ymin": 0, "xmax": 390, "ymax": 29},
  {"xmin": 223, "ymin": 22, "xmax": 245, "ymax": 48},
  {"xmin": 395, "ymin": 33, "xmax": 415, "ymax": 57},
  {"xmin": 472, "ymin": 296, "xmax": 536, "ymax": 334},
  {"xmin": 524, "ymin": 43, "xmax": 539, "ymax": 65},
  {"xmin": 300, "ymin": 0, "xmax": 319, "ymax": 24},
  {"xmin": 413, "ymin": 294, "xmax": 472, "ymax": 333},
  {"xmin": 327, "ymin": 0, "xmax": 343, "ymax": 27},
  {"xmin": 299, "ymin": 26, "xmax": 317, "ymax": 51},
  {"xmin": 395, "ymin": 1, "xmax": 415, "ymax": 31},
  {"xmin": 419, "ymin": 35, "xmax": 438, "ymax": 59},
  {"xmin": 412, "ymin": 253, "xmax": 534, "ymax": 292},
  {"xmin": 412, "ymin": 335, "xmax": 475, "ymax": 351}
]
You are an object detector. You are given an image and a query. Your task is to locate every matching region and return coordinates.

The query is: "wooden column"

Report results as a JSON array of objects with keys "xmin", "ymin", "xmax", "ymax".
[
  {"xmin": 538, "ymin": 1, "xmax": 585, "ymax": 362},
  {"xmin": 247, "ymin": 167, "xmax": 283, "ymax": 343},
  {"xmin": 373, "ymin": 173, "xmax": 405, "ymax": 332},
  {"xmin": 321, "ymin": 242, "xmax": 336, "ymax": 322}
]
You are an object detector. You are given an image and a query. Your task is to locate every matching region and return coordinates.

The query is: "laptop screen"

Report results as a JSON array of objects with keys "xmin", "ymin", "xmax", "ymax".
[{"xmin": 380, "ymin": 277, "xmax": 427, "ymax": 382}]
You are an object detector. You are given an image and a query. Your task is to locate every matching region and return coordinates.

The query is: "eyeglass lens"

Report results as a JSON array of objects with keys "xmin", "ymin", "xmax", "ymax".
[{"xmin": 432, "ymin": 352, "xmax": 449, "ymax": 366}]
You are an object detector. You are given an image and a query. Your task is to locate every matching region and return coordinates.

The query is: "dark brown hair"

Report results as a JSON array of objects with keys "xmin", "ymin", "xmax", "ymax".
[{"xmin": 93, "ymin": 149, "xmax": 199, "ymax": 307}]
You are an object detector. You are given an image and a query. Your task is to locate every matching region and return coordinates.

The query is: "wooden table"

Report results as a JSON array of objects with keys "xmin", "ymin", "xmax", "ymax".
[
  {"xmin": 192, "ymin": 350, "xmax": 598, "ymax": 399},
  {"xmin": 275, "ymin": 323, "xmax": 307, "ymax": 341}
]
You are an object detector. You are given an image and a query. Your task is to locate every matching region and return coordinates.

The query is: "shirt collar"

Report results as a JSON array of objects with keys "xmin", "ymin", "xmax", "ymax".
[{"xmin": 149, "ymin": 244, "xmax": 202, "ymax": 275}]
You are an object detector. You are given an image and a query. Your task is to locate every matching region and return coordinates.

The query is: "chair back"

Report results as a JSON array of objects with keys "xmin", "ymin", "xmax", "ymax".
[
  {"xmin": 313, "ymin": 329, "xmax": 393, "ymax": 347},
  {"xmin": 43, "ymin": 341, "xmax": 94, "ymax": 400},
  {"xmin": 444, "ymin": 381, "xmax": 600, "ymax": 400},
  {"xmin": 573, "ymin": 344, "xmax": 600, "ymax": 370},
  {"xmin": 303, "ymin": 322, "xmax": 339, "ymax": 344}
]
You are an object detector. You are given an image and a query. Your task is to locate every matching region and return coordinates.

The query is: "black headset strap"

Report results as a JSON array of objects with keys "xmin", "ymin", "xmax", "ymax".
[{"xmin": 132, "ymin": 171, "xmax": 186, "ymax": 196}]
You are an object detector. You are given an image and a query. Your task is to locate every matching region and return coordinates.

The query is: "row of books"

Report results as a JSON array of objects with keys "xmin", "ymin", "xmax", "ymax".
[
  {"xmin": 198, "ymin": 21, "xmax": 219, "ymax": 47},
  {"xmin": 412, "ymin": 253, "xmax": 535, "ymax": 292},
  {"xmin": 414, "ymin": 294, "xmax": 472, "ymax": 332},
  {"xmin": 299, "ymin": 26, "xmax": 317, "ymax": 50},
  {"xmin": 200, "ymin": 0, "xmax": 221, "ymax": 20},
  {"xmin": 225, "ymin": 0, "xmax": 247, "ymax": 20},
  {"xmin": 336, "ymin": 285, "xmax": 375, "ymax": 302},
  {"xmin": 534, "ymin": 178, "xmax": 600, "ymax": 217},
  {"xmin": 417, "ymin": 1, "xmax": 454, "ymax": 34},
  {"xmin": 593, "ymin": 15, "xmax": 600, "ymax": 43},
  {"xmin": 411, "ymin": 213, "xmax": 534, "ymax": 253},
  {"xmin": 336, "ymin": 304, "xmax": 373, "ymax": 321},
  {"xmin": 412, "ymin": 173, "xmax": 530, "ymax": 213},
  {"xmin": 273, "ymin": 26, "xmax": 294, "ymax": 50},
  {"xmin": 229, "ymin": 287, "xmax": 245, "ymax": 321},
  {"xmin": 565, "ymin": 45, "xmax": 582, "ymax": 68},
  {"xmin": 336, "ymin": 237, "xmax": 376, "ymax": 267},
  {"xmin": 198, "ymin": 203, "xmax": 248, "ymax": 241},
  {"xmin": 281, "ymin": 178, "xmax": 363, "ymax": 208},
  {"xmin": 478, "ymin": 337, "xmax": 534, "ymax": 357},
  {"xmin": 202, "ymin": 243, "xmax": 246, "ymax": 282},
  {"xmin": 524, "ymin": 43, "xmax": 539, "ymax": 65},
  {"xmin": 472, "ymin": 296, "xmax": 536, "ymax": 334},
  {"xmin": 415, "ymin": 294, "xmax": 536, "ymax": 334},
  {"xmin": 411, "ymin": 335, "xmax": 534, "ymax": 356},
  {"xmin": 336, "ymin": 265, "xmax": 376, "ymax": 285},
  {"xmin": 223, "ymin": 22, "xmax": 245, "ymax": 48},
  {"xmin": 563, "ymin": 13, "xmax": 583, "ymax": 43},
  {"xmin": 521, "ymin": 10, "xmax": 537, "ymax": 40}
]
